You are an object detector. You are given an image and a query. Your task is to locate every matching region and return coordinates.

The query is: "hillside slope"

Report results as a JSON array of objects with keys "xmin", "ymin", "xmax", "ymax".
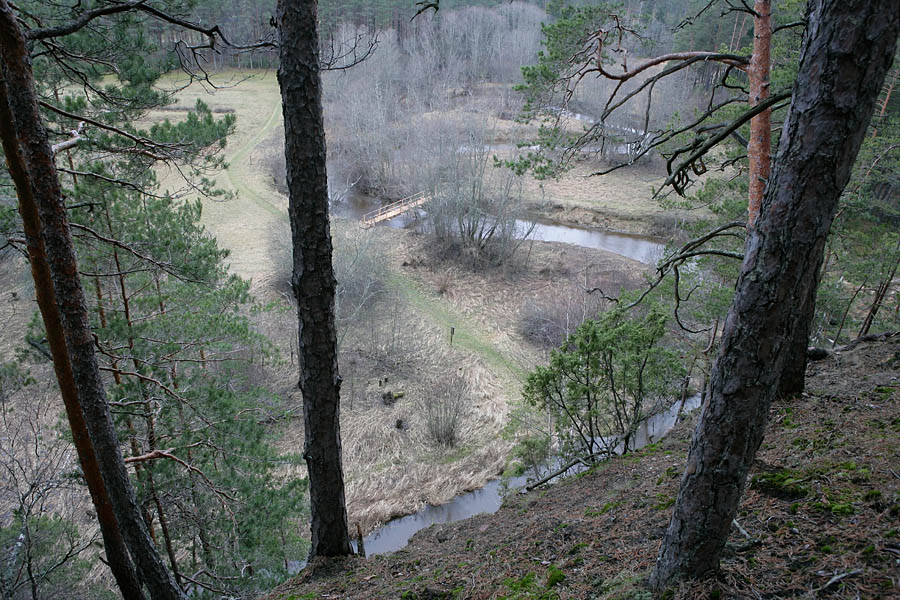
[{"xmin": 263, "ymin": 335, "xmax": 900, "ymax": 600}]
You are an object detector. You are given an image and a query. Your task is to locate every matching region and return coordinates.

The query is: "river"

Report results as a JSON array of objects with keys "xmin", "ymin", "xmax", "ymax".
[
  {"xmin": 352, "ymin": 394, "xmax": 701, "ymax": 558},
  {"xmin": 302, "ymin": 188, "xmax": 679, "ymax": 565},
  {"xmin": 331, "ymin": 189, "xmax": 666, "ymax": 265}
]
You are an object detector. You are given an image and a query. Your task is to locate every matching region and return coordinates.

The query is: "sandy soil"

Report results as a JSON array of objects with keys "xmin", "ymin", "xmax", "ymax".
[{"xmin": 264, "ymin": 335, "xmax": 900, "ymax": 600}]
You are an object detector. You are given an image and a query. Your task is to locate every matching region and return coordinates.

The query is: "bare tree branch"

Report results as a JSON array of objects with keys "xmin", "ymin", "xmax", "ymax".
[
  {"xmin": 38, "ymin": 101, "xmax": 178, "ymax": 160},
  {"xmin": 25, "ymin": 0, "xmax": 151, "ymax": 40},
  {"xmin": 50, "ymin": 121, "xmax": 83, "ymax": 154},
  {"xmin": 661, "ymin": 92, "xmax": 790, "ymax": 195}
]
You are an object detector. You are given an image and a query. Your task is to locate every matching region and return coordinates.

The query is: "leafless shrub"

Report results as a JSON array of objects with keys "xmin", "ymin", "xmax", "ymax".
[
  {"xmin": 421, "ymin": 374, "xmax": 469, "ymax": 448},
  {"xmin": 332, "ymin": 227, "xmax": 387, "ymax": 322},
  {"xmin": 0, "ymin": 377, "xmax": 98, "ymax": 598},
  {"xmin": 519, "ymin": 283, "xmax": 611, "ymax": 349},
  {"xmin": 422, "ymin": 123, "xmax": 535, "ymax": 267},
  {"xmin": 271, "ymin": 222, "xmax": 387, "ymax": 348},
  {"xmin": 647, "ymin": 212, "xmax": 690, "ymax": 239},
  {"xmin": 358, "ymin": 293, "xmax": 424, "ymax": 371},
  {"xmin": 260, "ymin": 129, "xmax": 288, "ymax": 197},
  {"xmin": 435, "ymin": 270, "xmax": 453, "ymax": 296},
  {"xmin": 322, "ymin": 3, "xmax": 546, "ymax": 200}
]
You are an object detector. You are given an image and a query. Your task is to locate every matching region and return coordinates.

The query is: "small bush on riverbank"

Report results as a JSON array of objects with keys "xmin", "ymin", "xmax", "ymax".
[
  {"xmin": 524, "ymin": 303, "xmax": 685, "ymax": 460},
  {"xmin": 422, "ymin": 374, "xmax": 470, "ymax": 448}
]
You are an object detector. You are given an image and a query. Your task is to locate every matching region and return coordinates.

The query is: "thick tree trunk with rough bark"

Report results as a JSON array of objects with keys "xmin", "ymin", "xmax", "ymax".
[
  {"xmin": 0, "ymin": 3, "xmax": 185, "ymax": 598},
  {"xmin": 277, "ymin": 0, "xmax": 352, "ymax": 558},
  {"xmin": 650, "ymin": 0, "xmax": 899, "ymax": 590},
  {"xmin": 751, "ymin": 0, "xmax": 817, "ymax": 399},
  {"xmin": 778, "ymin": 272, "xmax": 820, "ymax": 397}
]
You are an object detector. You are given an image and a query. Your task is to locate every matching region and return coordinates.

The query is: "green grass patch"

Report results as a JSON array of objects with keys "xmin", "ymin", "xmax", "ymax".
[
  {"xmin": 387, "ymin": 272, "xmax": 525, "ymax": 385},
  {"xmin": 653, "ymin": 494, "xmax": 675, "ymax": 510},
  {"xmin": 546, "ymin": 565, "xmax": 565, "ymax": 588}
]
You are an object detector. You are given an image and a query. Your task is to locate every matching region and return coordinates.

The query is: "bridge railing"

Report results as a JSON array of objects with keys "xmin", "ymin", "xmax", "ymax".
[{"xmin": 361, "ymin": 191, "xmax": 428, "ymax": 228}]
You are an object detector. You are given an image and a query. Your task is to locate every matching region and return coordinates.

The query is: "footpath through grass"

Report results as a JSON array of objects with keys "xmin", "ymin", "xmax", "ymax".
[
  {"xmin": 387, "ymin": 272, "xmax": 526, "ymax": 386},
  {"xmin": 218, "ymin": 84, "xmax": 523, "ymax": 390},
  {"xmin": 223, "ymin": 98, "xmax": 284, "ymax": 217}
]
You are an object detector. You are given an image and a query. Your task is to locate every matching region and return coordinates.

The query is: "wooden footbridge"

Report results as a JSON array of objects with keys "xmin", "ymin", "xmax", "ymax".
[{"xmin": 361, "ymin": 191, "xmax": 430, "ymax": 228}]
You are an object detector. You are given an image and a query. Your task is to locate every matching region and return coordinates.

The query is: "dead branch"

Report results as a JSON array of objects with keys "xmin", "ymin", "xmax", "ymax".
[
  {"xmin": 39, "ymin": 101, "xmax": 180, "ymax": 159},
  {"xmin": 50, "ymin": 121, "xmax": 83, "ymax": 154},
  {"xmin": 526, "ymin": 452, "xmax": 611, "ymax": 491},
  {"xmin": 597, "ymin": 51, "xmax": 748, "ymax": 82},
  {"xmin": 814, "ymin": 569, "xmax": 863, "ymax": 593},
  {"xmin": 123, "ymin": 449, "xmax": 237, "ymax": 506},
  {"xmin": 58, "ymin": 167, "xmax": 166, "ymax": 197},
  {"xmin": 68, "ymin": 222, "xmax": 206, "ymax": 284},
  {"xmin": 25, "ymin": 0, "xmax": 151, "ymax": 40},
  {"xmin": 585, "ymin": 221, "xmax": 746, "ymax": 321},
  {"xmin": 320, "ymin": 30, "xmax": 379, "ymax": 71},
  {"xmin": 412, "ymin": 1, "xmax": 440, "ymax": 20},
  {"xmin": 773, "ymin": 20, "xmax": 806, "ymax": 33},
  {"xmin": 834, "ymin": 330, "xmax": 899, "ymax": 353}
]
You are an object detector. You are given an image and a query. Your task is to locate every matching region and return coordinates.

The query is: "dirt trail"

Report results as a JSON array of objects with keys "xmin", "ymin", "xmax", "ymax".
[
  {"xmin": 150, "ymin": 73, "xmax": 286, "ymax": 289},
  {"xmin": 206, "ymin": 88, "xmax": 285, "ymax": 287},
  {"xmin": 223, "ymin": 100, "xmax": 285, "ymax": 217}
]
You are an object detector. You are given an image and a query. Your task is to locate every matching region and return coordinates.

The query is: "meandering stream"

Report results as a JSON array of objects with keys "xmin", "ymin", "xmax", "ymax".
[
  {"xmin": 352, "ymin": 395, "xmax": 701, "ymax": 558},
  {"xmin": 331, "ymin": 190, "xmax": 666, "ymax": 265},
  {"xmin": 295, "ymin": 187, "xmax": 680, "ymax": 566}
]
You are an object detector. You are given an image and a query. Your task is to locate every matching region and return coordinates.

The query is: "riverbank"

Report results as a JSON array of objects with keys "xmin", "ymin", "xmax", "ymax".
[
  {"xmin": 263, "ymin": 335, "xmax": 900, "ymax": 600},
  {"xmin": 143, "ymin": 70, "xmax": 675, "ymax": 536}
]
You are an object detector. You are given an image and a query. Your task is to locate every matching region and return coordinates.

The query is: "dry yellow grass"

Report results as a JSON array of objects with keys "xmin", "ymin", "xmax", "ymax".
[
  {"xmin": 1, "ymin": 67, "xmax": 666, "ymax": 540},
  {"xmin": 264, "ymin": 288, "xmax": 514, "ymax": 533},
  {"xmin": 147, "ymin": 70, "xmax": 287, "ymax": 290},
  {"xmin": 10, "ymin": 69, "xmax": 659, "ymax": 537},
  {"xmin": 135, "ymin": 71, "xmax": 526, "ymax": 532},
  {"xmin": 0, "ymin": 255, "xmax": 33, "ymax": 362}
]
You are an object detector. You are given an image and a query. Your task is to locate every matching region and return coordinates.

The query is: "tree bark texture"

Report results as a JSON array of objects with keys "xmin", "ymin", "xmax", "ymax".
[
  {"xmin": 277, "ymin": 0, "xmax": 352, "ymax": 558},
  {"xmin": 0, "ymin": 55, "xmax": 146, "ymax": 600},
  {"xmin": 747, "ymin": 0, "xmax": 772, "ymax": 229},
  {"xmin": 650, "ymin": 0, "xmax": 899, "ymax": 590},
  {"xmin": 0, "ymin": 3, "xmax": 185, "ymax": 598},
  {"xmin": 777, "ymin": 273, "xmax": 818, "ymax": 397}
]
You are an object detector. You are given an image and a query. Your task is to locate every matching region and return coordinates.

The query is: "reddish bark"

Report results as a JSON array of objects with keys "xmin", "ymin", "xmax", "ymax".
[
  {"xmin": 747, "ymin": 0, "xmax": 772, "ymax": 229},
  {"xmin": 0, "ymin": 52, "xmax": 146, "ymax": 600},
  {"xmin": 0, "ymin": 2, "xmax": 185, "ymax": 598}
]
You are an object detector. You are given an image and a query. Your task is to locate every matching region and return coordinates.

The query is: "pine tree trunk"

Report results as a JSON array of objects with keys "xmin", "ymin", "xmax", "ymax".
[
  {"xmin": 0, "ymin": 3, "xmax": 185, "ymax": 598},
  {"xmin": 277, "ymin": 0, "xmax": 352, "ymax": 558},
  {"xmin": 778, "ymin": 266, "xmax": 819, "ymax": 397},
  {"xmin": 0, "ymin": 54, "xmax": 147, "ymax": 600},
  {"xmin": 650, "ymin": 0, "xmax": 899, "ymax": 590},
  {"xmin": 747, "ymin": 0, "xmax": 772, "ymax": 228}
]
